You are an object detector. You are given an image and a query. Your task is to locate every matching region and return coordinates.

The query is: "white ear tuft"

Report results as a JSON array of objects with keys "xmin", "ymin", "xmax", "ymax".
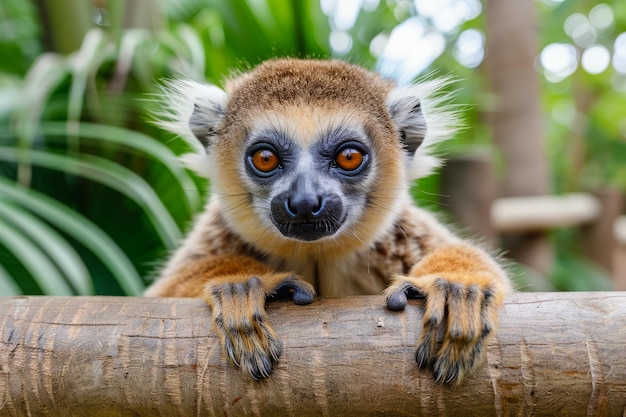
[
  {"xmin": 386, "ymin": 87, "xmax": 427, "ymax": 155},
  {"xmin": 154, "ymin": 79, "xmax": 227, "ymax": 153},
  {"xmin": 386, "ymin": 78, "xmax": 461, "ymax": 181}
]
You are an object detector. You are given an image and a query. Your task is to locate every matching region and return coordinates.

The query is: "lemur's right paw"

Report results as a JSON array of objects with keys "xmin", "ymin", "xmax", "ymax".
[{"xmin": 205, "ymin": 275, "xmax": 314, "ymax": 379}]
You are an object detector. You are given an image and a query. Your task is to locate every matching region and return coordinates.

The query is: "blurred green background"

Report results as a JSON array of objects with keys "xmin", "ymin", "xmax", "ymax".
[{"xmin": 1, "ymin": 0, "xmax": 625, "ymax": 296}]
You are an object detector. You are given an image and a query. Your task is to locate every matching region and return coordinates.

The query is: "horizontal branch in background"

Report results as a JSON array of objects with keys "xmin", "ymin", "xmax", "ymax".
[
  {"xmin": 491, "ymin": 193, "xmax": 602, "ymax": 233},
  {"xmin": 1, "ymin": 293, "xmax": 626, "ymax": 416}
]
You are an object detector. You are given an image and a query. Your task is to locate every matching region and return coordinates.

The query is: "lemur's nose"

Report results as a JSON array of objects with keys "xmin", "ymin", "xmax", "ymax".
[
  {"xmin": 284, "ymin": 174, "xmax": 324, "ymax": 221},
  {"xmin": 270, "ymin": 174, "xmax": 344, "ymax": 241},
  {"xmin": 285, "ymin": 194, "xmax": 324, "ymax": 219}
]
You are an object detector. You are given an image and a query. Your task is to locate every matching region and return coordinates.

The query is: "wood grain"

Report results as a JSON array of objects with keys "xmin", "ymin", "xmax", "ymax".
[{"xmin": 1, "ymin": 293, "xmax": 625, "ymax": 416}]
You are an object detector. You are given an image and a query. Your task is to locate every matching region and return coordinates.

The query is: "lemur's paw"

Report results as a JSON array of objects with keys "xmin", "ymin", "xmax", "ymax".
[
  {"xmin": 267, "ymin": 275, "xmax": 315, "ymax": 305},
  {"xmin": 205, "ymin": 275, "xmax": 314, "ymax": 379},
  {"xmin": 384, "ymin": 275, "xmax": 502, "ymax": 384}
]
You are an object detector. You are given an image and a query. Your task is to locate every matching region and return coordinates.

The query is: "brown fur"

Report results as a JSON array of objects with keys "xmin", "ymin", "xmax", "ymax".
[
  {"xmin": 223, "ymin": 59, "xmax": 394, "ymax": 123},
  {"xmin": 146, "ymin": 59, "xmax": 511, "ymax": 384}
]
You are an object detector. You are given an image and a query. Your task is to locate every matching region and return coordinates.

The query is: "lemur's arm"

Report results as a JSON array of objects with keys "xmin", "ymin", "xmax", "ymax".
[
  {"xmin": 146, "ymin": 253, "xmax": 314, "ymax": 379},
  {"xmin": 384, "ymin": 207, "xmax": 510, "ymax": 384},
  {"xmin": 145, "ymin": 208, "xmax": 315, "ymax": 379}
]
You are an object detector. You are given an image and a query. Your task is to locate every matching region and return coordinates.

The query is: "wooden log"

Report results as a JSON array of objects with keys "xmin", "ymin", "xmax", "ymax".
[
  {"xmin": 1, "ymin": 293, "xmax": 626, "ymax": 416},
  {"xmin": 491, "ymin": 193, "xmax": 602, "ymax": 233}
]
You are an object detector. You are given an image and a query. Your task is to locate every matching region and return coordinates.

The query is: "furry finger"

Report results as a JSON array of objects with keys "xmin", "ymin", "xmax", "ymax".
[
  {"xmin": 414, "ymin": 277, "xmax": 448, "ymax": 369},
  {"xmin": 431, "ymin": 283, "xmax": 486, "ymax": 384},
  {"xmin": 269, "ymin": 275, "xmax": 316, "ymax": 305},
  {"xmin": 204, "ymin": 277, "xmax": 282, "ymax": 379},
  {"xmin": 384, "ymin": 276, "xmax": 424, "ymax": 311}
]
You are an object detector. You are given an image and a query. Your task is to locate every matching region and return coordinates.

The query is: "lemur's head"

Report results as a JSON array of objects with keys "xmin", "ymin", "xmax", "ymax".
[{"xmin": 160, "ymin": 59, "xmax": 452, "ymax": 257}]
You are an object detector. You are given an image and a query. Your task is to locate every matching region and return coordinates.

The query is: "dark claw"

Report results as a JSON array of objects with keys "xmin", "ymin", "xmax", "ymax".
[
  {"xmin": 249, "ymin": 355, "xmax": 274, "ymax": 380},
  {"xmin": 270, "ymin": 276, "xmax": 315, "ymax": 305},
  {"xmin": 433, "ymin": 360, "xmax": 461, "ymax": 385},
  {"xmin": 469, "ymin": 339, "xmax": 485, "ymax": 365},
  {"xmin": 223, "ymin": 336, "xmax": 237, "ymax": 366},
  {"xmin": 481, "ymin": 323, "xmax": 492, "ymax": 338},
  {"xmin": 415, "ymin": 344, "xmax": 432, "ymax": 369}
]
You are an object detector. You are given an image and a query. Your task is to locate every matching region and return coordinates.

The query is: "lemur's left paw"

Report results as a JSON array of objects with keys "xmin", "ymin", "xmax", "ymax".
[
  {"xmin": 385, "ymin": 275, "xmax": 502, "ymax": 384},
  {"xmin": 267, "ymin": 275, "xmax": 316, "ymax": 305}
]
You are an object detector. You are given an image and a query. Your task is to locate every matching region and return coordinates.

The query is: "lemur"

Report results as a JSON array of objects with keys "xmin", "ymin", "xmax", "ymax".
[{"xmin": 146, "ymin": 59, "xmax": 510, "ymax": 384}]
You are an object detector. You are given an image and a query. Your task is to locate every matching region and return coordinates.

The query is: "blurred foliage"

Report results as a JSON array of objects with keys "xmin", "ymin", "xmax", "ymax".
[
  {"xmin": 0, "ymin": 0, "xmax": 331, "ymax": 295},
  {"xmin": 537, "ymin": 0, "xmax": 626, "ymax": 193},
  {"xmin": 0, "ymin": 0, "xmax": 624, "ymax": 295}
]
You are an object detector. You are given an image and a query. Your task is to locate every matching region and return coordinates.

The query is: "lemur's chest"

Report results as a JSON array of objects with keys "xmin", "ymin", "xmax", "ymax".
[{"xmin": 266, "ymin": 236, "xmax": 423, "ymax": 297}]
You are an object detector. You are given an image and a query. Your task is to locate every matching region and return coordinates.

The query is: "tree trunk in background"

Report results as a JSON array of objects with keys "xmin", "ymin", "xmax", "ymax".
[
  {"xmin": 34, "ymin": 0, "xmax": 92, "ymax": 53},
  {"xmin": 440, "ymin": 151, "xmax": 498, "ymax": 243},
  {"xmin": 484, "ymin": 0, "xmax": 553, "ymax": 276},
  {"xmin": 34, "ymin": 0, "xmax": 161, "ymax": 54}
]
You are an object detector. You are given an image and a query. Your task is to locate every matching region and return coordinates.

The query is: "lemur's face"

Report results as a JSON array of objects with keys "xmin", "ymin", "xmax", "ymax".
[
  {"xmin": 176, "ymin": 59, "xmax": 435, "ymax": 256},
  {"xmin": 241, "ymin": 107, "xmax": 378, "ymax": 243},
  {"xmin": 207, "ymin": 101, "xmax": 407, "ymax": 258}
]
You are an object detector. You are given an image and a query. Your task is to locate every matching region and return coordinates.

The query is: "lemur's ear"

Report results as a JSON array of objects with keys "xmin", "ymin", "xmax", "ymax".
[
  {"xmin": 386, "ymin": 86, "xmax": 427, "ymax": 156},
  {"xmin": 385, "ymin": 79, "xmax": 459, "ymax": 180},
  {"xmin": 157, "ymin": 80, "xmax": 227, "ymax": 149},
  {"xmin": 189, "ymin": 86, "xmax": 227, "ymax": 147}
]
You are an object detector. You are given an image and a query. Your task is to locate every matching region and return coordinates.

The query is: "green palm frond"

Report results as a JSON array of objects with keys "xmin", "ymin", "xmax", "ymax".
[{"xmin": 0, "ymin": 178, "xmax": 145, "ymax": 295}]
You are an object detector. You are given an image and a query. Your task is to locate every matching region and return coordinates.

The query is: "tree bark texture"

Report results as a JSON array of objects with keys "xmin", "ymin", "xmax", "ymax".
[{"xmin": 1, "ymin": 293, "xmax": 625, "ymax": 416}]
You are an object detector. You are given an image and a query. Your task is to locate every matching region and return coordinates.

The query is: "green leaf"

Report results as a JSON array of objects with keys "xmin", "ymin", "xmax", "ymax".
[
  {"xmin": 67, "ymin": 29, "xmax": 107, "ymax": 114},
  {"xmin": 110, "ymin": 29, "xmax": 150, "ymax": 90},
  {"xmin": 551, "ymin": 253, "xmax": 615, "ymax": 291},
  {"xmin": 14, "ymin": 53, "xmax": 68, "ymax": 140},
  {"xmin": 0, "ymin": 199, "xmax": 92, "ymax": 295},
  {"xmin": 11, "ymin": 53, "xmax": 68, "ymax": 185},
  {"xmin": 0, "ymin": 262, "xmax": 22, "ymax": 296},
  {"xmin": 34, "ymin": 122, "xmax": 202, "ymax": 212},
  {"xmin": 0, "ymin": 215, "xmax": 73, "ymax": 295},
  {"xmin": 156, "ymin": 30, "xmax": 196, "ymax": 76},
  {"xmin": 66, "ymin": 28, "xmax": 110, "ymax": 152},
  {"xmin": 176, "ymin": 24, "xmax": 206, "ymax": 80},
  {"xmin": 0, "ymin": 147, "xmax": 182, "ymax": 249},
  {"xmin": 0, "ymin": 177, "xmax": 145, "ymax": 295}
]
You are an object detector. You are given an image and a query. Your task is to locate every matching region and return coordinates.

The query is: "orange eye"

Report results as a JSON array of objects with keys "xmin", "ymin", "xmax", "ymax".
[
  {"xmin": 335, "ymin": 148, "xmax": 364, "ymax": 171},
  {"xmin": 251, "ymin": 149, "xmax": 280, "ymax": 172}
]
